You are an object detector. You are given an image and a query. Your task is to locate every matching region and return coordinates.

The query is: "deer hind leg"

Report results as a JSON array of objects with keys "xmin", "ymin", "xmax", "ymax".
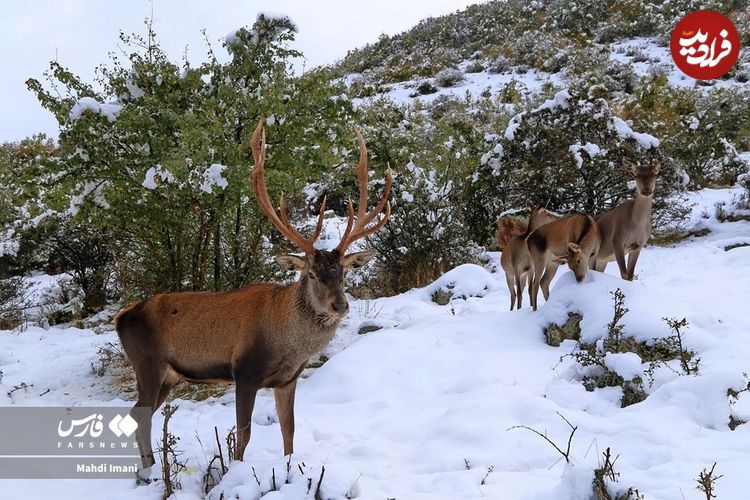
[
  {"xmin": 234, "ymin": 379, "xmax": 259, "ymax": 461},
  {"xmin": 515, "ymin": 270, "xmax": 526, "ymax": 310},
  {"xmin": 625, "ymin": 247, "xmax": 642, "ymax": 281},
  {"xmin": 130, "ymin": 361, "xmax": 169, "ymax": 471},
  {"xmin": 274, "ymin": 378, "xmax": 298, "ymax": 456},
  {"xmin": 529, "ymin": 253, "xmax": 546, "ymax": 311},
  {"xmin": 505, "ymin": 272, "xmax": 516, "ymax": 311},
  {"xmin": 154, "ymin": 367, "xmax": 181, "ymax": 411}
]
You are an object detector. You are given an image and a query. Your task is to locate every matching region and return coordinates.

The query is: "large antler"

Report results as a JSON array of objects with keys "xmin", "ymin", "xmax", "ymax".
[
  {"xmin": 337, "ymin": 128, "xmax": 392, "ymax": 254},
  {"xmin": 251, "ymin": 120, "xmax": 326, "ymax": 254}
]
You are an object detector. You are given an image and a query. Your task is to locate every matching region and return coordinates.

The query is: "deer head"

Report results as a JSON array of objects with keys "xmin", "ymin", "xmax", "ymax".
[
  {"xmin": 563, "ymin": 242, "xmax": 589, "ymax": 282},
  {"xmin": 251, "ymin": 121, "xmax": 392, "ymax": 321},
  {"xmin": 526, "ymin": 199, "xmax": 558, "ymax": 233},
  {"xmin": 623, "ymin": 159, "xmax": 668, "ymax": 198}
]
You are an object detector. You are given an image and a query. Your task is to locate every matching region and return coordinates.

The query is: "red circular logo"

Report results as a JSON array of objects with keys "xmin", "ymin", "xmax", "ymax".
[{"xmin": 670, "ymin": 10, "xmax": 740, "ymax": 80}]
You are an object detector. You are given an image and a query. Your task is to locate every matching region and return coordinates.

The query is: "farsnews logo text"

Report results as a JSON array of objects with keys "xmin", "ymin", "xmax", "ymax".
[{"xmin": 57, "ymin": 412, "xmax": 138, "ymax": 438}]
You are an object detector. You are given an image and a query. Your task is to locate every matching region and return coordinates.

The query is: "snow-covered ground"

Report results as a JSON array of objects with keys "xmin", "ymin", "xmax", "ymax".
[
  {"xmin": 1, "ymin": 187, "xmax": 749, "ymax": 499},
  {"xmin": 610, "ymin": 37, "xmax": 747, "ymax": 90},
  {"xmin": 351, "ymin": 64, "xmax": 564, "ymax": 108}
]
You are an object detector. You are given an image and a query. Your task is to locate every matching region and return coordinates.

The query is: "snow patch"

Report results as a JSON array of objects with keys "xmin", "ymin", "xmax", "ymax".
[
  {"xmin": 142, "ymin": 164, "xmax": 175, "ymax": 190},
  {"xmin": 200, "ymin": 164, "xmax": 229, "ymax": 193},
  {"xmin": 69, "ymin": 97, "xmax": 122, "ymax": 122}
]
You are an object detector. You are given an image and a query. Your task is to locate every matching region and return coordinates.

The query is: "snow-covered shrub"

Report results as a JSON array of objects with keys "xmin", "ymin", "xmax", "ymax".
[
  {"xmin": 471, "ymin": 89, "xmax": 688, "ymax": 239},
  {"xmin": 415, "ymin": 80, "xmax": 438, "ymax": 95},
  {"xmin": 738, "ymin": 172, "xmax": 750, "ymax": 209},
  {"xmin": 511, "ymin": 31, "xmax": 561, "ymax": 71},
  {"xmin": 560, "ymin": 290, "xmax": 699, "ymax": 408},
  {"xmin": 465, "ymin": 61, "xmax": 484, "ymax": 73},
  {"xmin": 601, "ymin": 0, "xmax": 663, "ymax": 39},
  {"xmin": 487, "ymin": 55, "xmax": 509, "ymax": 74},
  {"xmin": 566, "ymin": 47, "xmax": 637, "ymax": 96},
  {"xmin": 364, "ymin": 161, "xmax": 480, "ymax": 296},
  {"xmin": 434, "ymin": 68, "xmax": 465, "ymax": 88},
  {"xmin": 547, "ymin": 0, "xmax": 609, "ymax": 38}
]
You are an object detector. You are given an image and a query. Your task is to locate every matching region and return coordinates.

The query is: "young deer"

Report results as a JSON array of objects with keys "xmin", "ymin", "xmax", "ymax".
[
  {"xmin": 498, "ymin": 201, "xmax": 558, "ymax": 310},
  {"xmin": 115, "ymin": 121, "xmax": 392, "ymax": 475},
  {"xmin": 527, "ymin": 213, "xmax": 601, "ymax": 310},
  {"xmin": 595, "ymin": 159, "xmax": 666, "ymax": 280}
]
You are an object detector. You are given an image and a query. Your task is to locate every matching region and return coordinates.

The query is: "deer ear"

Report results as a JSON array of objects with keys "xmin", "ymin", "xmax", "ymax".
[
  {"xmin": 567, "ymin": 242, "xmax": 581, "ymax": 253},
  {"xmin": 526, "ymin": 199, "xmax": 534, "ymax": 210},
  {"xmin": 275, "ymin": 254, "xmax": 307, "ymax": 271},
  {"xmin": 342, "ymin": 250, "xmax": 376, "ymax": 269},
  {"xmin": 551, "ymin": 254, "xmax": 568, "ymax": 264},
  {"xmin": 622, "ymin": 159, "xmax": 637, "ymax": 176},
  {"xmin": 654, "ymin": 158, "xmax": 670, "ymax": 174}
]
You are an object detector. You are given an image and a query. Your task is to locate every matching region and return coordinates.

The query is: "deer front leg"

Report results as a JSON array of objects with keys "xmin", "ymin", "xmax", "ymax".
[
  {"xmin": 625, "ymin": 246, "xmax": 642, "ymax": 281},
  {"xmin": 235, "ymin": 379, "xmax": 258, "ymax": 460},
  {"xmin": 274, "ymin": 378, "xmax": 298, "ymax": 456},
  {"xmin": 540, "ymin": 262, "xmax": 560, "ymax": 300},
  {"xmin": 613, "ymin": 241, "xmax": 628, "ymax": 280}
]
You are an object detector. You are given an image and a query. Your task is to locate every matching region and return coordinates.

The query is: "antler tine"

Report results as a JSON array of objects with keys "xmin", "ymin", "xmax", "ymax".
[
  {"xmin": 354, "ymin": 127, "xmax": 369, "ymax": 221},
  {"xmin": 310, "ymin": 195, "xmax": 328, "ymax": 241},
  {"xmin": 251, "ymin": 119, "xmax": 324, "ymax": 254},
  {"xmin": 336, "ymin": 128, "xmax": 393, "ymax": 253}
]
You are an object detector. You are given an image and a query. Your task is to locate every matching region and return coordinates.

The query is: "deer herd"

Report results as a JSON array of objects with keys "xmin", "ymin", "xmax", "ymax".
[
  {"xmin": 115, "ymin": 121, "xmax": 666, "ymax": 475},
  {"xmin": 497, "ymin": 158, "xmax": 666, "ymax": 311}
]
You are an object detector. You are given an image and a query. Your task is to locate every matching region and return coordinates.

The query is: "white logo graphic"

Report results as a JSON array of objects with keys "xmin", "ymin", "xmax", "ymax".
[
  {"xmin": 57, "ymin": 413, "xmax": 138, "ymax": 438},
  {"xmin": 108, "ymin": 414, "xmax": 138, "ymax": 437},
  {"xmin": 678, "ymin": 28, "xmax": 733, "ymax": 68}
]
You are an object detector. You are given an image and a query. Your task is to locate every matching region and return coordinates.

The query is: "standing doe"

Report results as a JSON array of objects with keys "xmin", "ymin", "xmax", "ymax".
[
  {"xmin": 595, "ymin": 159, "xmax": 666, "ymax": 280},
  {"xmin": 115, "ymin": 121, "xmax": 392, "ymax": 475},
  {"xmin": 527, "ymin": 213, "xmax": 601, "ymax": 310},
  {"xmin": 498, "ymin": 201, "xmax": 558, "ymax": 310}
]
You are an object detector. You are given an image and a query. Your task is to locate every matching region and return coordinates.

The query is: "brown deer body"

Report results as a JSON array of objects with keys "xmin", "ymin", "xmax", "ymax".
[
  {"xmin": 498, "ymin": 201, "xmax": 558, "ymax": 310},
  {"xmin": 116, "ymin": 121, "xmax": 392, "ymax": 474},
  {"xmin": 527, "ymin": 213, "xmax": 601, "ymax": 310},
  {"xmin": 595, "ymin": 159, "xmax": 665, "ymax": 280}
]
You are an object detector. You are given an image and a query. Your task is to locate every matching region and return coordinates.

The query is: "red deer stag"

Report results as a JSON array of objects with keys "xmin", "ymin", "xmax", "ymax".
[
  {"xmin": 527, "ymin": 213, "xmax": 601, "ymax": 310},
  {"xmin": 115, "ymin": 121, "xmax": 392, "ymax": 475},
  {"xmin": 595, "ymin": 159, "xmax": 667, "ymax": 280},
  {"xmin": 498, "ymin": 201, "xmax": 558, "ymax": 310}
]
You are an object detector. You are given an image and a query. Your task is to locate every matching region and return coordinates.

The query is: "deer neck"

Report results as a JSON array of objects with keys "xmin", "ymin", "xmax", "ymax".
[
  {"xmin": 633, "ymin": 192, "xmax": 653, "ymax": 220},
  {"xmin": 294, "ymin": 277, "xmax": 341, "ymax": 333}
]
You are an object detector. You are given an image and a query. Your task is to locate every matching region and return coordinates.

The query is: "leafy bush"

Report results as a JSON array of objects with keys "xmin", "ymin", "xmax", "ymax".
[
  {"xmin": 47, "ymin": 222, "xmax": 114, "ymax": 314},
  {"xmin": 623, "ymin": 79, "xmax": 750, "ymax": 188},
  {"xmin": 0, "ymin": 277, "xmax": 28, "ymax": 330},
  {"xmin": 24, "ymin": 15, "xmax": 356, "ymax": 300}
]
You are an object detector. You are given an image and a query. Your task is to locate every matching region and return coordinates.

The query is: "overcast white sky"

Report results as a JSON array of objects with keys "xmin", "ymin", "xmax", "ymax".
[{"xmin": 0, "ymin": 0, "xmax": 479, "ymax": 142}]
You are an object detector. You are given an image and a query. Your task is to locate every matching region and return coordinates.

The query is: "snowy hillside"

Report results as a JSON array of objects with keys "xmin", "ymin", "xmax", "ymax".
[{"xmin": 2, "ymin": 187, "xmax": 749, "ymax": 499}]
